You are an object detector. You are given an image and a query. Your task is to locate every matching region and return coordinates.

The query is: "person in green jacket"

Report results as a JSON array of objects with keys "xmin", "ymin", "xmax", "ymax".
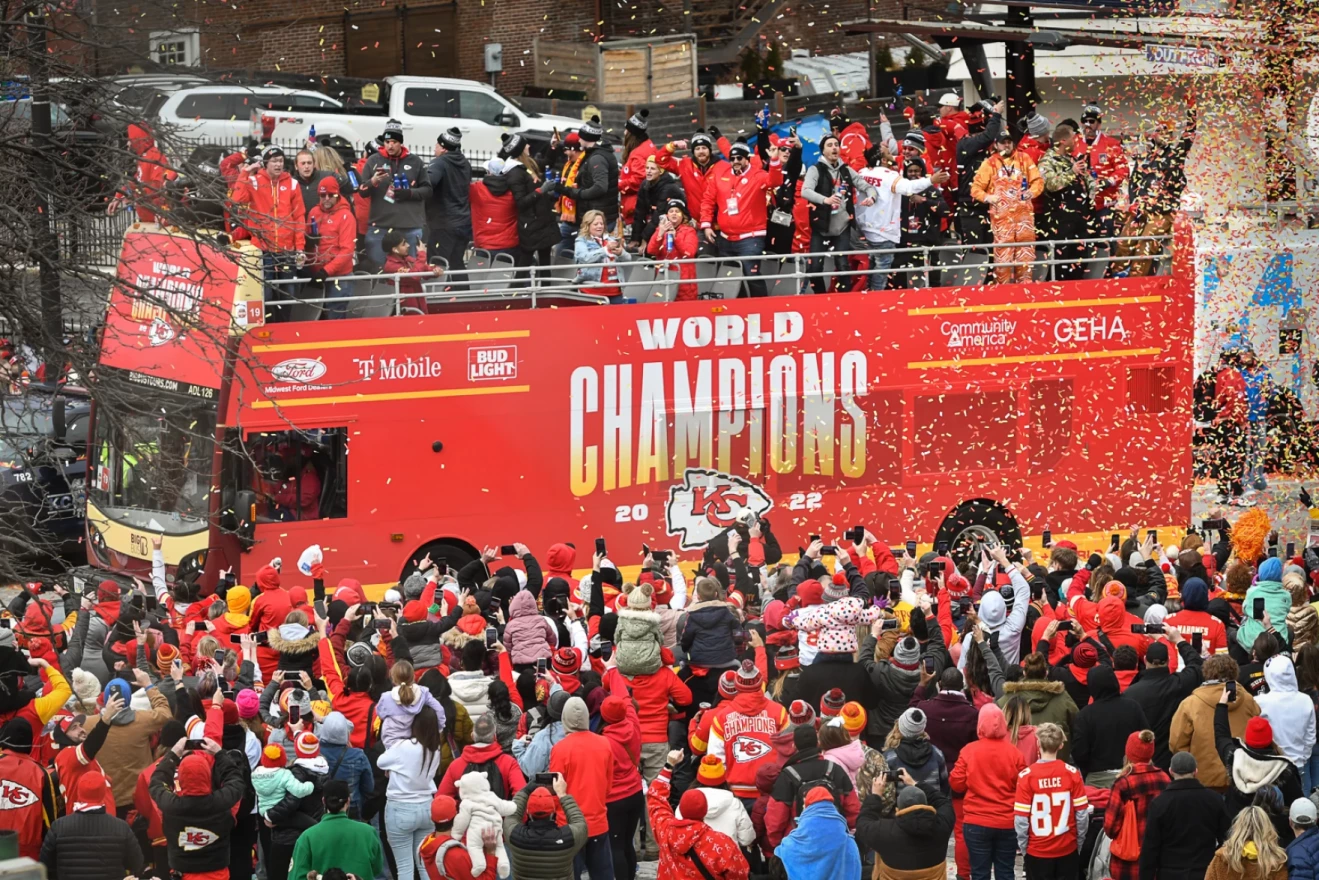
[
  {"xmin": 504, "ymin": 773, "xmax": 588, "ymax": 880},
  {"xmin": 288, "ymin": 780, "xmax": 383, "ymax": 880},
  {"xmin": 997, "ymin": 651, "xmax": 1079, "ymax": 758},
  {"xmin": 1238, "ymin": 558, "xmax": 1291, "ymax": 653}
]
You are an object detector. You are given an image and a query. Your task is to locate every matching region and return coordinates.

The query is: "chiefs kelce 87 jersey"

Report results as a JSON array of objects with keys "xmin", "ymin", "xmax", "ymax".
[{"xmin": 1014, "ymin": 760, "xmax": 1089, "ymax": 858}]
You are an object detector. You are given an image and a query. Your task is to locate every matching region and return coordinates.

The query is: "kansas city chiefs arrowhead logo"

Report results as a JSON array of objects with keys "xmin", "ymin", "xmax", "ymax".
[
  {"xmin": 180, "ymin": 827, "xmax": 219, "ymax": 850},
  {"xmin": 730, "ymin": 736, "xmax": 772, "ymax": 764},
  {"xmin": 147, "ymin": 317, "xmax": 176, "ymax": 347},
  {"xmin": 0, "ymin": 781, "xmax": 38, "ymax": 809},
  {"xmin": 665, "ymin": 468, "xmax": 773, "ymax": 550}
]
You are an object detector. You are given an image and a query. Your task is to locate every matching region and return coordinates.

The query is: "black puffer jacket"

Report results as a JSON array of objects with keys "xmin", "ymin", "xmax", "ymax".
[
  {"xmin": 565, "ymin": 145, "xmax": 619, "ymax": 227},
  {"xmin": 426, "ymin": 149, "xmax": 472, "ymax": 232},
  {"xmin": 266, "ymin": 761, "xmax": 328, "ymax": 846},
  {"xmin": 40, "ymin": 808, "xmax": 145, "ymax": 880},
  {"xmin": 504, "ymin": 162, "xmax": 563, "ymax": 253},
  {"xmin": 679, "ymin": 601, "xmax": 738, "ymax": 668},
  {"xmin": 855, "ymin": 788, "xmax": 954, "ymax": 874}
]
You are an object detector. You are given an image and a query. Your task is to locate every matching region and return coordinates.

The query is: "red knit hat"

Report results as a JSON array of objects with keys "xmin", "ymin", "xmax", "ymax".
[
  {"xmin": 717, "ymin": 670, "xmax": 738, "ymax": 700},
  {"xmin": 797, "ymin": 581, "xmax": 824, "ymax": 608},
  {"xmin": 821, "ymin": 688, "xmax": 846, "ymax": 718},
  {"xmin": 261, "ymin": 744, "xmax": 286, "ymax": 769},
  {"xmin": 678, "ymin": 788, "xmax": 708, "ymax": 821},
  {"xmin": 1125, "ymin": 731, "xmax": 1155, "ymax": 764},
  {"xmin": 600, "ymin": 696, "xmax": 627, "ymax": 725},
  {"xmin": 1072, "ymin": 643, "xmax": 1099, "ymax": 669},
  {"xmin": 1054, "ymin": 540, "xmax": 1078, "ymax": 551},
  {"xmin": 97, "ymin": 580, "xmax": 120, "ymax": 603},
  {"xmin": 526, "ymin": 787, "xmax": 557, "ymax": 819},
  {"xmin": 696, "ymin": 755, "xmax": 727, "ymax": 787},
  {"xmin": 402, "ymin": 600, "xmax": 428, "ymax": 623},
  {"xmin": 734, "ymin": 659, "xmax": 763, "ymax": 693},
  {"xmin": 1245, "ymin": 716, "xmax": 1274, "ymax": 750},
  {"xmin": 552, "ymin": 647, "xmax": 580, "ymax": 676},
  {"xmin": 774, "ymin": 645, "xmax": 800, "ymax": 672},
  {"xmin": 788, "ymin": 699, "xmax": 816, "ymax": 728},
  {"xmin": 294, "ymin": 731, "xmax": 320, "ymax": 760},
  {"xmin": 221, "ymin": 699, "xmax": 239, "ymax": 727}
]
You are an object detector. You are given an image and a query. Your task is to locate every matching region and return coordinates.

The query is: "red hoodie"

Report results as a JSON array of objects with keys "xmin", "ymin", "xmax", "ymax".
[
  {"xmin": 619, "ymin": 139, "xmax": 660, "ymax": 224},
  {"xmin": 699, "ymin": 160, "xmax": 785, "ymax": 241},
  {"xmin": 838, "ymin": 121, "xmax": 872, "ymax": 172},
  {"xmin": 949, "ymin": 704, "xmax": 1026, "ymax": 829},
  {"xmin": 619, "ymin": 663, "xmax": 692, "ymax": 744},
  {"xmin": 230, "ymin": 168, "xmax": 306, "ymax": 252},
  {"xmin": 545, "ymin": 543, "xmax": 579, "ymax": 594},
  {"xmin": 601, "ymin": 685, "xmax": 643, "ymax": 802},
  {"xmin": 438, "ymin": 742, "xmax": 527, "ymax": 800},
  {"xmin": 1090, "ymin": 595, "xmax": 1150, "ymax": 662},
  {"xmin": 124, "ymin": 123, "xmax": 176, "ymax": 222},
  {"xmin": 309, "ymin": 197, "xmax": 356, "ymax": 277},
  {"xmin": 247, "ymin": 565, "xmax": 290, "ymax": 679},
  {"xmin": 549, "ymin": 729, "xmax": 615, "ymax": 836}
]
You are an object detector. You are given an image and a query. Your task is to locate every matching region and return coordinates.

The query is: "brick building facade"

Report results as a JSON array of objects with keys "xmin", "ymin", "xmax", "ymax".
[{"xmin": 88, "ymin": 0, "xmax": 904, "ymax": 94}]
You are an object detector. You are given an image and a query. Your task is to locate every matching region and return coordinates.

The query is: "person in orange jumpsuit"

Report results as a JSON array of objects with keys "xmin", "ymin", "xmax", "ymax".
[{"xmin": 971, "ymin": 130, "xmax": 1043, "ymax": 285}]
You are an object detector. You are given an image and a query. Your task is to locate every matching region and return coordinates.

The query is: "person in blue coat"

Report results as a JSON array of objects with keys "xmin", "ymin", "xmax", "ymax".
[{"xmin": 1287, "ymin": 797, "xmax": 1319, "ymax": 880}]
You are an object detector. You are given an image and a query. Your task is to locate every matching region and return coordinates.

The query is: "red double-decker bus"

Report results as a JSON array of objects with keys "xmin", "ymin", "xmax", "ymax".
[{"xmin": 86, "ymin": 224, "xmax": 1194, "ymax": 597}]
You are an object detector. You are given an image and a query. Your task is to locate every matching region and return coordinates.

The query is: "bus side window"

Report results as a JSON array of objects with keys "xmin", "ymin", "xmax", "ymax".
[{"xmin": 239, "ymin": 427, "xmax": 349, "ymax": 522}]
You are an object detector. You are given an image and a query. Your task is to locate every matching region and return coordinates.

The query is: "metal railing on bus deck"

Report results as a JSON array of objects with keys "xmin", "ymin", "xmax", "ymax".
[{"xmin": 260, "ymin": 233, "xmax": 1174, "ymax": 319}]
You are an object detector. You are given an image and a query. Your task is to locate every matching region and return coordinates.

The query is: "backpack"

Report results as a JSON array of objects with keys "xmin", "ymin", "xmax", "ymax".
[
  {"xmin": 783, "ymin": 764, "xmax": 841, "ymax": 817},
  {"xmin": 462, "ymin": 757, "xmax": 507, "ymax": 799}
]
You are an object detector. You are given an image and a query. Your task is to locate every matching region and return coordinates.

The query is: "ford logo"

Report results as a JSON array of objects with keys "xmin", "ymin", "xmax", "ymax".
[{"xmin": 271, "ymin": 358, "xmax": 327, "ymax": 384}]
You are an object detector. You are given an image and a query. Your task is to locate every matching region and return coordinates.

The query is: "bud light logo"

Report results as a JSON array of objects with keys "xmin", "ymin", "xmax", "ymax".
[
  {"xmin": 665, "ymin": 467, "xmax": 773, "ymax": 550},
  {"xmin": 0, "ymin": 781, "xmax": 38, "ymax": 809},
  {"xmin": 271, "ymin": 358, "xmax": 328, "ymax": 384}
]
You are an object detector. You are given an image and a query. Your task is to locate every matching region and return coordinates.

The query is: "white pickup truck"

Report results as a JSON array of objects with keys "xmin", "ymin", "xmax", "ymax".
[{"xmin": 252, "ymin": 75, "xmax": 584, "ymax": 157}]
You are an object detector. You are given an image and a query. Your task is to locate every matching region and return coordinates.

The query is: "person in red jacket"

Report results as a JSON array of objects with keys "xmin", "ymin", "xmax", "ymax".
[
  {"xmin": 230, "ymin": 146, "xmax": 307, "ymax": 322},
  {"xmin": 109, "ymin": 123, "xmax": 176, "ymax": 222},
  {"xmin": 950, "ymin": 702, "xmax": 1026, "ymax": 880},
  {"xmin": 437, "ymin": 714, "xmax": 527, "ymax": 800},
  {"xmin": 306, "ymin": 176, "xmax": 358, "ymax": 320},
  {"xmin": 0, "ymin": 719, "xmax": 58, "ymax": 859},
  {"xmin": 617, "ymin": 645, "xmax": 692, "ymax": 785},
  {"xmin": 699, "ymin": 141, "xmax": 783, "ymax": 298},
  {"xmin": 619, "ymin": 109, "xmax": 659, "ymax": 225},
  {"xmin": 656, "ymin": 132, "xmax": 722, "ymax": 248},
  {"xmin": 470, "ymin": 159, "xmax": 521, "ymax": 260},
  {"xmin": 51, "ymin": 690, "xmax": 122, "ymax": 815},
  {"xmin": 600, "ymin": 693, "xmax": 644, "ymax": 880},
  {"xmin": 1073, "ymin": 104, "xmax": 1128, "ymax": 238},
  {"xmin": 419, "ymin": 795, "xmax": 499, "ymax": 880},
  {"xmin": 649, "ymin": 756, "xmax": 750, "ymax": 880},
  {"xmin": 246, "ymin": 564, "xmax": 290, "ymax": 680},
  {"xmin": 548, "ymin": 696, "xmax": 615, "ymax": 880},
  {"xmin": 381, "ymin": 232, "xmax": 444, "ymax": 316},
  {"xmin": 646, "ymin": 198, "xmax": 699, "ymax": 301},
  {"xmin": 706, "ymin": 660, "xmax": 788, "ymax": 802},
  {"xmin": 938, "ymin": 93, "xmax": 972, "ymax": 145}
]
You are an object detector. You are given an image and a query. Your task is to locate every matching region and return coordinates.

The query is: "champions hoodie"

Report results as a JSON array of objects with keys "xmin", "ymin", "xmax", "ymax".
[{"xmin": 1256, "ymin": 655, "xmax": 1317, "ymax": 769}]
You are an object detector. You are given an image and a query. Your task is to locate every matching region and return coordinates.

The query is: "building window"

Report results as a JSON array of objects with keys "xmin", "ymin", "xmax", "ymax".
[{"xmin": 150, "ymin": 30, "xmax": 200, "ymax": 67}]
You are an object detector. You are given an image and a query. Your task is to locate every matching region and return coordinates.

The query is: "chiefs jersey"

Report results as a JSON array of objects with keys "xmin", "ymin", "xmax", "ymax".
[
  {"xmin": 1164, "ymin": 609, "xmax": 1228, "ymax": 657},
  {"xmin": 708, "ymin": 695, "xmax": 788, "ymax": 799},
  {"xmin": 1014, "ymin": 760, "xmax": 1088, "ymax": 858}
]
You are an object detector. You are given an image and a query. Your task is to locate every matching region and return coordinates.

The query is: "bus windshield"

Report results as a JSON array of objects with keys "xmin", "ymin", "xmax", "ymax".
[{"xmin": 90, "ymin": 394, "xmax": 217, "ymax": 534}]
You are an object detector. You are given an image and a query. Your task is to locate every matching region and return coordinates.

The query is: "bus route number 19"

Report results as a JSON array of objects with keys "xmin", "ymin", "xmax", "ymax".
[{"xmin": 615, "ymin": 504, "xmax": 649, "ymax": 523}]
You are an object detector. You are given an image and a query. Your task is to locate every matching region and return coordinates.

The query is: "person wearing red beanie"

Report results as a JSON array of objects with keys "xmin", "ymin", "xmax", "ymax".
[
  {"xmin": 39, "ymin": 770, "xmax": 145, "ymax": 880},
  {"xmin": 1103, "ymin": 730, "xmax": 1169, "ymax": 880},
  {"xmin": 647, "ymin": 753, "xmax": 749, "ymax": 880},
  {"xmin": 598, "ymin": 688, "xmax": 644, "ymax": 879},
  {"xmin": 418, "ymin": 793, "xmax": 499, "ymax": 880},
  {"xmin": 1213, "ymin": 688, "xmax": 1305, "ymax": 829}
]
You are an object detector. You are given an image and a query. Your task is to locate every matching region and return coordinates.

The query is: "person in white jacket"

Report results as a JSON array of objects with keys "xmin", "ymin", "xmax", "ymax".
[
  {"xmin": 677, "ymin": 759, "xmax": 756, "ymax": 848},
  {"xmin": 957, "ymin": 544, "xmax": 1031, "ymax": 668},
  {"xmin": 1257, "ymin": 654, "xmax": 1317, "ymax": 772},
  {"xmin": 854, "ymin": 144, "xmax": 949, "ymax": 290}
]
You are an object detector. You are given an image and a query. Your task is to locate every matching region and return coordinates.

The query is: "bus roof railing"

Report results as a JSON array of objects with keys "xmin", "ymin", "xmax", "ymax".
[{"xmin": 261, "ymin": 234, "xmax": 1174, "ymax": 318}]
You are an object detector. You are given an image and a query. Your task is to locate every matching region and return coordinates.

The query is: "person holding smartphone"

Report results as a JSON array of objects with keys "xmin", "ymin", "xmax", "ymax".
[
  {"xmin": 1167, "ymin": 654, "xmax": 1261, "ymax": 792},
  {"xmin": 1236, "ymin": 557, "xmax": 1291, "ymax": 656}
]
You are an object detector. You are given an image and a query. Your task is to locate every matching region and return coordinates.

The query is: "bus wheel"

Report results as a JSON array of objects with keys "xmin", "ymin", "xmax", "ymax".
[
  {"xmin": 401, "ymin": 540, "xmax": 477, "ymax": 583},
  {"xmin": 933, "ymin": 501, "xmax": 1023, "ymax": 569}
]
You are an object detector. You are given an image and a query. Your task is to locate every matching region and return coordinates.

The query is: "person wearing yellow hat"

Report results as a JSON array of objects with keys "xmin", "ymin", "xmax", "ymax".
[{"xmin": 682, "ymin": 754, "xmax": 757, "ymax": 848}]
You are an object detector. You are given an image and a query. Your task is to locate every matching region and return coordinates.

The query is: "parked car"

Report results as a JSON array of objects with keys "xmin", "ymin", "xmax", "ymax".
[
  {"xmin": 149, "ymin": 85, "xmax": 343, "ymax": 146},
  {"xmin": 0, "ymin": 385, "xmax": 91, "ymax": 567},
  {"xmin": 102, "ymin": 73, "xmax": 212, "ymax": 113},
  {"xmin": 253, "ymin": 75, "xmax": 582, "ymax": 157}
]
